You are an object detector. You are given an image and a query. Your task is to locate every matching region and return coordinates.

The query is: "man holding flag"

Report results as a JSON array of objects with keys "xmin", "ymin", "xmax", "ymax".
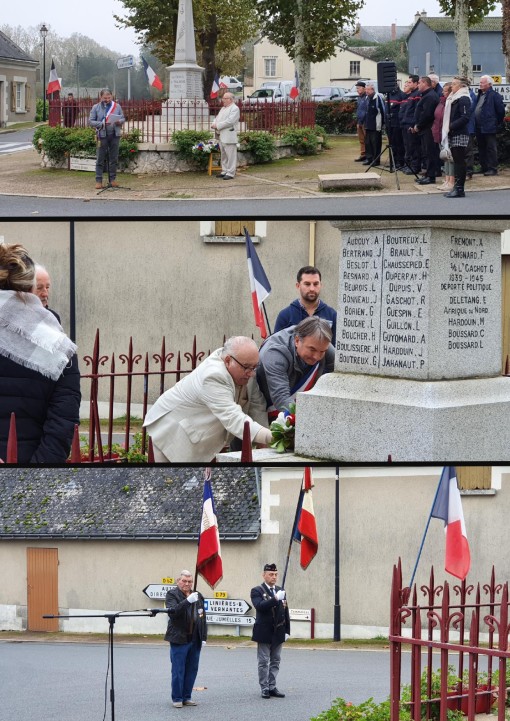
[
  {"xmin": 256, "ymin": 316, "xmax": 335, "ymax": 417},
  {"xmin": 164, "ymin": 570, "xmax": 207, "ymax": 708},
  {"xmin": 251, "ymin": 563, "xmax": 290, "ymax": 699}
]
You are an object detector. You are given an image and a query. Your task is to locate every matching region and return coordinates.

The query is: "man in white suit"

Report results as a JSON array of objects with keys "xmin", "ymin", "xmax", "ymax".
[
  {"xmin": 143, "ymin": 337, "xmax": 272, "ymax": 462},
  {"xmin": 211, "ymin": 92, "xmax": 240, "ymax": 180}
]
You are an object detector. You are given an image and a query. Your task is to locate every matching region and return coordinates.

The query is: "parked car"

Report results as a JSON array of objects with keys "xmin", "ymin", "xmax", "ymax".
[
  {"xmin": 219, "ymin": 76, "xmax": 243, "ymax": 92},
  {"xmin": 245, "ymin": 88, "xmax": 279, "ymax": 104},
  {"xmin": 312, "ymin": 86, "xmax": 348, "ymax": 101},
  {"xmin": 261, "ymin": 80, "xmax": 296, "ymax": 100},
  {"xmin": 343, "ymin": 80, "xmax": 377, "ymax": 100}
]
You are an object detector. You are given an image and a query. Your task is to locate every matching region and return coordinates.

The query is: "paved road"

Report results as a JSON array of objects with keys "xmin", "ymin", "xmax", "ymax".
[
  {"xmin": 0, "ymin": 189, "xmax": 510, "ymax": 218},
  {"xmin": 0, "ymin": 141, "xmax": 33, "ymax": 155},
  {"xmin": 0, "ymin": 128, "xmax": 35, "ymax": 156},
  {"xmin": 1, "ymin": 641, "xmax": 395, "ymax": 721}
]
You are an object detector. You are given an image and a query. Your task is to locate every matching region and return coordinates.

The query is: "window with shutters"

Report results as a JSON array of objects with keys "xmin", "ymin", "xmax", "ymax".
[
  {"xmin": 13, "ymin": 78, "xmax": 27, "ymax": 112},
  {"xmin": 456, "ymin": 466, "xmax": 491, "ymax": 490},
  {"xmin": 349, "ymin": 61, "xmax": 361, "ymax": 77},
  {"xmin": 264, "ymin": 58, "xmax": 277, "ymax": 77},
  {"xmin": 215, "ymin": 221, "xmax": 255, "ymax": 237},
  {"xmin": 200, "ymin": 220, "xmax": 266, "ymax": 243}
]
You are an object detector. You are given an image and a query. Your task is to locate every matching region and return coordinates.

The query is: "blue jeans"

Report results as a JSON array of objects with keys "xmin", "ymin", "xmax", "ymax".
[{"xmin": 170, "ymin": 641, "xmax": 201, "ymax": 702}]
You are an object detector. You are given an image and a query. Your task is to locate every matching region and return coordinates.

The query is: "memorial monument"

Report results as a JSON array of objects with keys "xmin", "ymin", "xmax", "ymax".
[
  {"xmin": 295, "ymin": 221, "xmax": 510, "ymax": 462},
  {"xmin": 163, "ymin": 0, "xmax": 209, "ymax": 123}
]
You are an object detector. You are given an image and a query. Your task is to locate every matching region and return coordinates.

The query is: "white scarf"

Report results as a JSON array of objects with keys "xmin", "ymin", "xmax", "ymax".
[
  {"xmin": 0, "ymin": 290, "xmax": 77, "ymax": 381},
  {"xmin": 442, "ymin": 86, "xmax": 471, "ymax": 147}
]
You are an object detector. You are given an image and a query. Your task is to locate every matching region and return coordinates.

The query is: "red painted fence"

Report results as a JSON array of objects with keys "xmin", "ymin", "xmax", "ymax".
[{"xmin": 390, "ymin": 559, "xmax": 510, "ymax": 721}]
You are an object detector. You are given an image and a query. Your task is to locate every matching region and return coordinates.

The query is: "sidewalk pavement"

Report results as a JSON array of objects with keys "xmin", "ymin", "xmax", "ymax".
[{"xmin": 0, "ymin": 136, "xmax": 508, "ymax": 201}]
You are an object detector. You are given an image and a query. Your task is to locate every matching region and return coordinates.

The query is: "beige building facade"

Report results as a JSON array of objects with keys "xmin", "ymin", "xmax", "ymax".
[{"xmin": 0, "ymin": 466, "xmax": 508, "ymax": 639}]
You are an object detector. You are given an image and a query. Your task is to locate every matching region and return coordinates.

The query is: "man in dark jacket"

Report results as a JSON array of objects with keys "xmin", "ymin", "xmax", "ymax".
[
  {"xmin": 411, "ymin": 76, "xmax": 439, "ymax": 185},
  {"xmin": 251, "ymin": 563, "xmax": 290, "ymax": 699},
  {"xmin": 274, "ymin": 265, "xmax": 337, "ymax": 344},
  {"xmin": 354, "ymin": 81, "xmax": 368, "ymax": 161},
  {"xmin": 399, "ymin": 75, "xmax": 421, "ymax": 174},
  {"xmin": 386, "ymin": 85, "xmax": 406, "ymax": 169},
  {"xmin": 164, "ymin": 570, "xmax": 207, "ymax": 708},
  {"xmin": 363, "ymin": 81, "xmax": 386, "ymax": 166},
  {"xmin": 474, "ymin": 75, "xmax": 505, "ymax": 176}
]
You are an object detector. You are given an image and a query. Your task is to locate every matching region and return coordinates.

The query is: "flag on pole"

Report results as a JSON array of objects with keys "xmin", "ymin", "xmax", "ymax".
[
  {"xmin": 292, "ymin": 468, "xmax": 318, "ymax": 569},
  {"xmin": 210, "ymin": 73, "xmax": 221, "ymax": 99},
  {"xmin": 196, "ymin": 468, "xmax": 223, "ymax": 588},
  {"xmin": 431, "ymin": 466, "xmax": 471, "ymax": 580},
  {"xmin": 46, "ymin": 60, "xmax": 61, "ymax": 95},
  {"xmin": 289, "ymin": 68, "xmax": 300, "ymax": 99},
  {"xmin": 142, "ymin": 56, "xmax": 163, "ymax": 91},
  {"xmin": 244, "ymin": 227, "xmax": 271, "ymax": 339}
]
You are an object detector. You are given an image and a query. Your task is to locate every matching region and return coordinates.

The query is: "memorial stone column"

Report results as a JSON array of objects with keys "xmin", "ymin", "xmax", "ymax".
[{"xmin": 295, "ymin": 221, "xmax": 510, "ymax": 461}]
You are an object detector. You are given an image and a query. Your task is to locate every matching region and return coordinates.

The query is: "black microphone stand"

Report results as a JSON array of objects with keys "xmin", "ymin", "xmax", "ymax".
[{"xmin": 43, "ymin": 609, "xmax": 156, "ymax": 720}]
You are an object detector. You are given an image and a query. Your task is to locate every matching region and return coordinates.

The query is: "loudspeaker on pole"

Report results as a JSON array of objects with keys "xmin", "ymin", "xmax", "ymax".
[{"xmin": 377, "ymin": 61, "xmax": 398, "ymax": 93}]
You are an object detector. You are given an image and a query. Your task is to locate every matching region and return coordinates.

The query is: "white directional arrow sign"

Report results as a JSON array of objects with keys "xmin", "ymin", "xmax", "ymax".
[
  {"xmin": 143, "ymin": 584, "xmax": 175, "ymax": 599},
  {"xmin": 203, "ymin": 598, "xmax": 251, "ymax": 614},
  {"xmin": 206, "ymin": 614, "xmax": 255, "ymax": 626}
]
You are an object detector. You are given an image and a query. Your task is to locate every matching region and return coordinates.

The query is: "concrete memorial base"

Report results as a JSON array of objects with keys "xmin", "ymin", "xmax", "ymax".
[
  {"xmin": 295, "ymin": 374, "xmax": 510, "ymax": 462},
  {"xmin": 318, "ymin": 173, "xmax": 382, "ymax": 191}
]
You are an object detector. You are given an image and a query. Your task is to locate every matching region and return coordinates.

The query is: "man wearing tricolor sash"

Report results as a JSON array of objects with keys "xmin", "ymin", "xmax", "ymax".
[
  {"xmin": 256, "ymin": 317, "xmax": 334, "ymax": 416},
  {"xmin": 89, "ymin": 88, "xmax": 125, "ymax": 189}
]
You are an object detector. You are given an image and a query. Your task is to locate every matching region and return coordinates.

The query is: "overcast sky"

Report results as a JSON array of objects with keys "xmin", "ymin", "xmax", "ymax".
[{"xmin": 2, "ymin": 0, "xmax": 504, "ymax": 58}]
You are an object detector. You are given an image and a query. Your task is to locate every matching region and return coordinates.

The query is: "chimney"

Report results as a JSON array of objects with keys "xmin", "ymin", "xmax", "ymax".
[{"xmin": 391, "ymin": 22, "xmax": 396, "ymax": 40}]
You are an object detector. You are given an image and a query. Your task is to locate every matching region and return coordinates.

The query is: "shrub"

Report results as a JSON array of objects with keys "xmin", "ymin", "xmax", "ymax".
[
  {"xmin": 172, "ymin": 129, "xmax": 214, "ymax": 168},
  {"xmin": 315, "ymin": 101, "xmax": 357, "ymax": 134},
  {"xmin": 32, "ymin": 126, "xmax": 140, "ymax": 168},
  {"xmin": 315, "ymin": 124, "xmax": 331, "ymax": 149},
  {"xmin": 35, "ymin": 98, "xmax": 48, "ymax": 122},
  {"xmin": 496, "ymin": 120, "xmax": 510, "ymax": 165},
  {"xmin": 310, "ymin": 697, "xmax": 410, "ymax": 721},
  {"xmin": 280, "ymin": 126, "xmax": 320, "ymax": 155},
  {"xmin": 239, "ymin": 131, "xmax": 276, "ymax": 163}
]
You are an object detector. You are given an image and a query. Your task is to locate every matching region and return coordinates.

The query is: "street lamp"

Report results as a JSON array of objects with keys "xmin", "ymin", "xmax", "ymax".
[{"xmin": 39, "ymin": 23, "xmax": 48, "ymax": 121}]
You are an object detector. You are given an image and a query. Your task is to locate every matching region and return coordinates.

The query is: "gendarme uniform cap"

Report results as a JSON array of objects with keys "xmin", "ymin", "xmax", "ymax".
[
  {"xmin": 264, "ymin": 563, "xmax": 277, "ymax": 572},
  {"xmin": 355, "ymin": 81, "xmax": 366, "ymax": 87}
]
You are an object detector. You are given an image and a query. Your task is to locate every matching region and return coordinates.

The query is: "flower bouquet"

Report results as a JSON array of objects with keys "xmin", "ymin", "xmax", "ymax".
[
  {"xmin": 270, "ymin": 403, "xmax": 296, "ymax": 453},
  {"xmin": 191, "ymin": 139, "xmax": 220, "ymax": 157}
]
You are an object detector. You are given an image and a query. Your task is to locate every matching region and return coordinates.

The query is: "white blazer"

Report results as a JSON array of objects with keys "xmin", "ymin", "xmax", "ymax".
[
  {"xmin": 215, "ymin": 103, "xmax": 240, "ymax": 144},
  {"xmin": 143, "ymin": 348, "xmax": 269, "ymax": 462}
]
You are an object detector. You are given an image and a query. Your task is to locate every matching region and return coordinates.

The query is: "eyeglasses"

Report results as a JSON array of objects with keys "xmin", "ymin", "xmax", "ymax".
[{"xmin": 229, "ymin": 355, "xmax": 259, "ymax": 373}]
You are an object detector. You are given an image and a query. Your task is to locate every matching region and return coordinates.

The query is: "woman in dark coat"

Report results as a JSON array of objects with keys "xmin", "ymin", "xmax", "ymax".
[
  {"xmin": 441, "ymin": 76, "xmax": 472, "ymax": 198},
  {"xmin": 0, "ymin": 243, "xmax": 81, "ymax": 462}
]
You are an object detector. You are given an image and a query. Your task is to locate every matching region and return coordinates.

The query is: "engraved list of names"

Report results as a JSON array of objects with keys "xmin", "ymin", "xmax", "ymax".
[{"xmin": 337, "ymin": 229, "xmax": 430, "ymax": 378}]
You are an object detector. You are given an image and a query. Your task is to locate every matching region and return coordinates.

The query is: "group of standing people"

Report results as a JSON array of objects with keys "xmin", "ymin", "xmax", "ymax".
[
  {"xmin": 354, "ymin": 73, "xmax": 506, "ymax": 198},
  {"xmin": 164, "ymin": 564, "xmax": 290, "ymax": 708}
]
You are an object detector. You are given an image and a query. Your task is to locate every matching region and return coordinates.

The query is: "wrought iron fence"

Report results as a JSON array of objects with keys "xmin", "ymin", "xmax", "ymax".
[
  {"xmin": 390, "ymin": 559, "xmax": 510, "ymax": 721},
  {"xmin": 48, "ymin": 98, "xmax": 318, "ymax": 142}
]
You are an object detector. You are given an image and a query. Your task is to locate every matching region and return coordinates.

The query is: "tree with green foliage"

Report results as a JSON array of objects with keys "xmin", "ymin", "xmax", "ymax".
[
  {"xmin": 437, "ymin": 0, "xmax": 497, "ymax": 78},
  {"xmin": 255, "ymin": 0, "xmax": 365, "ymax": 99},
  {"xmin": 503, "ymin": 0, "xmax": 510, "ymax": 80},
  {"xmin": 115, "ymin": 0, "xmax": 259, "ymax": 98}
]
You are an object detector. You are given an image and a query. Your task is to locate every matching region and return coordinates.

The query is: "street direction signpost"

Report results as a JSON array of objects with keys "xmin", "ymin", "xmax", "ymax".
[
  {"xmin": 203, "ymin": 598, "xmax": 251, "ymax": 614},
  {"xmin": 206, "ymin": 614, "xmax": 255, "ymax": 626},
  {"xmin": 117, "ymin": 56, "xmax": 134, "ymax": 69},
  {"xmin": 143, "ymin": 584, "xmax": 175, "ymax": 599}
]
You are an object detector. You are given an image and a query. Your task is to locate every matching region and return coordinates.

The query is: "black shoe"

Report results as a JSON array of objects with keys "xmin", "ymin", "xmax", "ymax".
[
  {"xmin": 222, "ymin": 175, "xmax": 234, "ymax": 180},
  {"xmin": 417, "ymin": 177, "xmax": 436, "ymax": 185},
  {"xmin": 261, "ymin": 690, "xmax": 270, "ymax": 699},
  {"xmin": 484, "ymin": 169, "xmax": 497, "ymax": 176},
  {"xmin": 269, "ymin": 689, "xmax": 285, "ymax": 698},
  {"xmin": 216, "ymin": 173, "xmax": 225, "ymax": 178},
  {"xmin": 354, "ymin": 156, "xmax": 365, "ymax": 162},
  {"xmin": 445, "ymin": 187, "xmax": 465, "ymax": 198},
  {"xmin": 361, "ymin": 160, "xmax": 372, "ymax": 165},
  {"xmin": 403, "ymin": 169, "xmax": 416, "ymax": 175}
]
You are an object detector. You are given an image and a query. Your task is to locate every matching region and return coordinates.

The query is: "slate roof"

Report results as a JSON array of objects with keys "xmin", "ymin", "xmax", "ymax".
[
  {"xmin": 0, "ymin": 467, "xmax": 260, "ymax": 540},
  {"xmin": 0, "ymin": 30, "xmax": 37, "ymax": 64},
  {"xmin": 356, "ymin": 26, "xmax": 410, "ymax": 43},
  {"xmin": 413, "ymin": 16, "xmax": 502, "ymax": 34}
]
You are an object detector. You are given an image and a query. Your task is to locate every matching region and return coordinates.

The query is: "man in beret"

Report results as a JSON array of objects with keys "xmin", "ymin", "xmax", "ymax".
[
  {"xmin": 354, "ymin": 81, "xmax": 368, "ymax": 162},
  {"xmin": 250, "ymin": 563, "xmax": 291, "ymax": 699}
]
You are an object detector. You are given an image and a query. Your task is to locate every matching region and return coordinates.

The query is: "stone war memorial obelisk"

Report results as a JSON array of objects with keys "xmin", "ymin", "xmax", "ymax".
[
  {"xmin": 295, "ymin": 220, "xmax": 510, "ymax": 462},
  {"xmin": 163, "ymin": 0, "xmax": 209, "ymax": 123}
]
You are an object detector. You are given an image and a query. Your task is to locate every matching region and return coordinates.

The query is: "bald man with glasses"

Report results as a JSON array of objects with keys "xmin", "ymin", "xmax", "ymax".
[{"xmin": 144, "ymin": 336, "xmax": 271, "ymax": 462}]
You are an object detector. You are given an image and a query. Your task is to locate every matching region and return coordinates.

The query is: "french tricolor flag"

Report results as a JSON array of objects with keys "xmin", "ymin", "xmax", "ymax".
[
  {"xmin": 431, "ymin": 466, "xmax": 471, "ymax": 580},
  {"xmin": 46, "ymin": 60, "xmax": 61, "ymax": 95},
  {"xmin": 244, "ymin": 227, "xmax": 271, "ymax": 339},
  {"xmin": 210, "ymin": 73, "xmax": 220, "ymax": 99},
  {"xmin": 196, "ymin": 469, "xmax": 223, "ymax": 588},
  {"xmin": 293, "ymin": 468, "xmax": 318, "ymax": 570},
  {"xmin": 142, "ymin": 56, "xmax": 163, "ymax": 91}
]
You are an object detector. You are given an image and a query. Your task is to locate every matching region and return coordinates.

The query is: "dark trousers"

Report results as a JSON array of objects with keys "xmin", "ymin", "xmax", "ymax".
[
  {"xmin": 475, "ymin": 132, "xmax": 498, "ymax": 172},
  {"xmin": 451, "ymin": 145, "xmax": 467, "ymax": 189},
  {"xmin": 170, "ymin": 641, "xmax": 201, "ymax": 703},
  {"xmin": 387, "ymin": 125, "xmax": 405, "ymax": 166},
  {"xmin": 465, "ymin": 134, "xmax": 476, "ymax": 174},
  {"xmin": 365, "ymin": 129, "xmax": 382, "ymax": 165},
  {"xmin": 420, "ymin": 128, "xmax": 437, "ymax": 178},
  {"xmin": 95, "ymin": 133, "xmax": 120, "ymax": 182},
  {"xmin": 402, "ymin": 127, "xmax": 420, "ymax": 172}
]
